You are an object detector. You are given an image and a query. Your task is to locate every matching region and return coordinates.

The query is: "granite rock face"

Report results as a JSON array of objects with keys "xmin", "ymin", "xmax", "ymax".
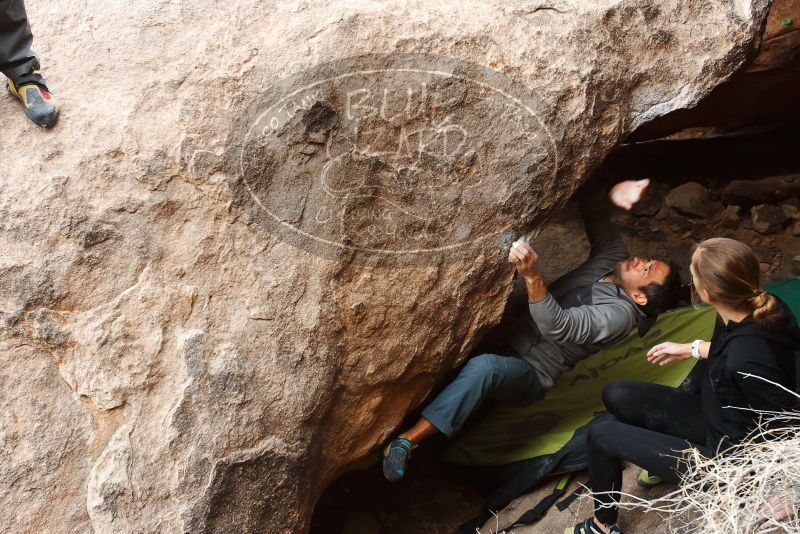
[
  {"xmin": 628, "ymin": 0, "xmax": 799, "ymax": 140},
  {"xmin": 0, "ymin": 1, "xmax": 771, "ymax": 532}
]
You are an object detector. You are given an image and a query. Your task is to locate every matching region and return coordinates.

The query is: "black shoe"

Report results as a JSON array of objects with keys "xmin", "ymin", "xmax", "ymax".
[
  {"xmin": 382, "ymin": 438, "xmax": 413, "ymax": 482},
  {"xmin": 7, "ymin": 78, "xmax": 61, "ymax": 128},
  {"xmin": 565, "ymin": 517, "xmax": 623, "ymax": 534}
]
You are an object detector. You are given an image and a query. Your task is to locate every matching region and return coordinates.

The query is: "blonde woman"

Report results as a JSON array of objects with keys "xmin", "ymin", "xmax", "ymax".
[{"xmin": 568, "ymin": 238, "xmax": 800, "ymax": 534}]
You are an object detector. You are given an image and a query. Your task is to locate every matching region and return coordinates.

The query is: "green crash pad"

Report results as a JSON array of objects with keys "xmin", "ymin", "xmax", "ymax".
[{"xmin": 443, "ymin": 278, "xmax": 800, "ymax": 467}]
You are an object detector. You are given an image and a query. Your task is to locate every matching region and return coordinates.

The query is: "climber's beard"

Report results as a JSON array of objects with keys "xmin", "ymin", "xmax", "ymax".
[
  {"xmin": 612, "ymin": 259, "xmax": 625, "ymax": 285},
  {"xmin": 612, "ymin": 257, "xmax": 637, "ymax": 290}
]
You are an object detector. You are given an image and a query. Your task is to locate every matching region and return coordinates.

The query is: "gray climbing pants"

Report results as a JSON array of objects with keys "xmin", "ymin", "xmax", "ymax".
[
  {"xmin": 421, "ymin": 352, "xmax": 546, "ymax": 439},
  {"xmin": 0, "ymin": 0, "xmax": 39, "ymax": 81}
]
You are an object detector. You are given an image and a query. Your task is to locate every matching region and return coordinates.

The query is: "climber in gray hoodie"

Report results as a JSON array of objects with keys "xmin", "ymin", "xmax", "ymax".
[{"xmin": 382, "ymin": 179, "xmax": 683, "ymax": 482}]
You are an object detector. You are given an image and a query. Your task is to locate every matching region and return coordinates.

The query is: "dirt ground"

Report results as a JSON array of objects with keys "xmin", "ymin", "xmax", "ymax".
[
  {"xmin": 480, "ymin": 465, "xmax": 675, "ymax": 534},
  {"xmin": 313, "ymin": 444, "xmax": 679, "ymax": 534}
]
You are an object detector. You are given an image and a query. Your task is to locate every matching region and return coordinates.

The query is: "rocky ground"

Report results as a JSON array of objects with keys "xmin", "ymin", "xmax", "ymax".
[
  {"xmin": 598, "ymin": 131, "xmax": 800, "ymax": 287},
  {"xmin": 311, "ymin": 453, "xmax": 682, "ymax": 534}
]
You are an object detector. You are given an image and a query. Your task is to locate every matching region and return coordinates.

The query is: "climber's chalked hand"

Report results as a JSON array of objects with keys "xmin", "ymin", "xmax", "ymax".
[
  {"xmin": 508, "ymin": 239, "xmax": 540, "ymax": 279},
  {"xmin": 609, "ymin": 179, "xmax": 650, "ymax": 210}
]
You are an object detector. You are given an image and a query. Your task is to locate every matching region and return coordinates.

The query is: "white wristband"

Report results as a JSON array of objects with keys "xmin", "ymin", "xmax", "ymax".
[{"xmin": 691, "ymin": 340, "xmax": 702, "ymax": 359}]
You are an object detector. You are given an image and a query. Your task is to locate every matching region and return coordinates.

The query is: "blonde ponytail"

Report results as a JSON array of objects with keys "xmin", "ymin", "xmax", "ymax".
[
  {"xmin": 749, "ymin": 288, "xmax": 768, "ymax": 309},
  {"xmin": 692, "ymin": 238, "xmax": 784, "ymax": 329},
  {"xmin": 750, "ymin": 288, "xmax": 781, "ymax": 328}
]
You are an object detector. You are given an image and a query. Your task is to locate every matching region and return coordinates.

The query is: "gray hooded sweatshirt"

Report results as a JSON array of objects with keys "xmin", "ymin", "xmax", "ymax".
[{"xmin": 506, "ymin": 195, "xmax": 647, "ymax": 389}]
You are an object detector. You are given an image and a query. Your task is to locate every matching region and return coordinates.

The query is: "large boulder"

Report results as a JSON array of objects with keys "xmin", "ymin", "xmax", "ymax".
[
  {"xmin": 629, "ymin": 0, "xmax": 800, "ymax": 140},
  {"xmin": 0, "ymin": 1, "xmax": 771, "ymax": 532}
]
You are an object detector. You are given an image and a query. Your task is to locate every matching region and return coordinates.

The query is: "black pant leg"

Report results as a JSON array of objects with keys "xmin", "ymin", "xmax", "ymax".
[
  {"xmin": 602, "ymin": 380, "xmax": 707, "ymax": 444},
  {"xmin": 0, "ymin": 0, "xmax": 39, "ymax": 80},
  {"xmin": 588, "ymin": 420, "xmax": 710, "ymax": 525}
]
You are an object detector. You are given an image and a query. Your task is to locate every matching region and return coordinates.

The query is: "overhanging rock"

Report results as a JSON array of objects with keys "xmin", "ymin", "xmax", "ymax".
[{"xmin": 0, "ymin": 0, "xmax": 771, "ymax": 532}]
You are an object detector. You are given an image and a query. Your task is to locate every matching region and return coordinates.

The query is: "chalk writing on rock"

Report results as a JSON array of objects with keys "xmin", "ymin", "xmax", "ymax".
[{"xmin": 236, "ymin": 54, "xmax": 561, "ymax": 264}]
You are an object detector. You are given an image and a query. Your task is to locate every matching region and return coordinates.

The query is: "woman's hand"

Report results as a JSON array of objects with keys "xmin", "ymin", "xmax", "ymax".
[{"xmin": 647, "ymin": 342, "xmax": 692, "ymax": 366}]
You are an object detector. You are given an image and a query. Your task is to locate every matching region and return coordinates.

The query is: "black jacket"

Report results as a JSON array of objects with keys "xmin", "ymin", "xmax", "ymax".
[{"xmin": 701, "ymin": 297, "xmax": 800, "ymax": 453}]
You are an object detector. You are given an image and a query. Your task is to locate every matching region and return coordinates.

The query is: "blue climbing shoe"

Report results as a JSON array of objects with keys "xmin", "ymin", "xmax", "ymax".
[{"xmin": 382, "ymin": 438, "xmax": 413, "ymax": 482}]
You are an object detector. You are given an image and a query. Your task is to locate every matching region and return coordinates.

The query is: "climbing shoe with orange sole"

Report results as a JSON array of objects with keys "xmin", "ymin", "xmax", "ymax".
[{"xmin": 7, "ymin": 78, "xmax": 61, "ymax": 128}]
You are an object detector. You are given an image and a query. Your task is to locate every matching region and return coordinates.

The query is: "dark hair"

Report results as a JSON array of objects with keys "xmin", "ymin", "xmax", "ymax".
[
  {"xmin": 639, "ymin": 260, "xmax": 682, "ymax": 316},
  {"xmin": 691, "ymin": 238, "xmax": 782, "ymax": 328}
]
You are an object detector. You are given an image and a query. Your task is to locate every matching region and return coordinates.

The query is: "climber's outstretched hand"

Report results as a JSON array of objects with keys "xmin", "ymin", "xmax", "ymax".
[{"xmin": 609, "ymin": 179, "xmax": 650, "ymax": 210}]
